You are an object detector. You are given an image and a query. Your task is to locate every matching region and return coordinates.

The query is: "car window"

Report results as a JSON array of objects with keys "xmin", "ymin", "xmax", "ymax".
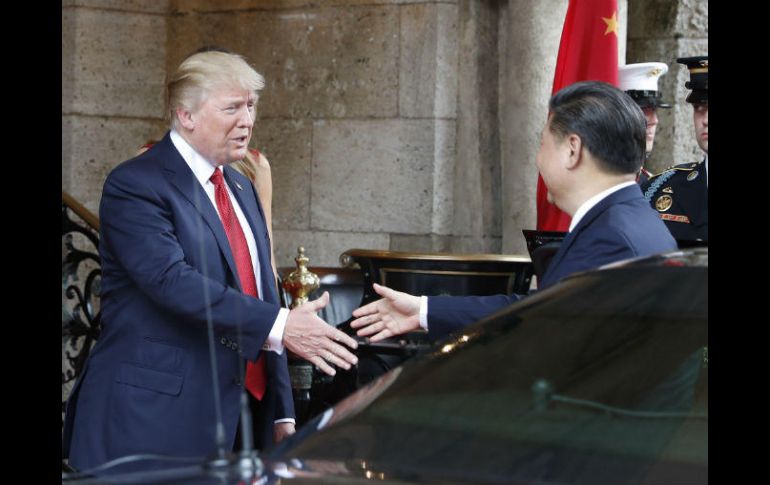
[{"xmin": 287, "ymin": 265, "xmax": 708, "ymax": 484}]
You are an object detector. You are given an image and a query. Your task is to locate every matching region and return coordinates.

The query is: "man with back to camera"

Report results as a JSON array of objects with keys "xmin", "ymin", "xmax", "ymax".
[
  {"xmin": 351, "ymin": 81, "xmax": 678, "ymax": 343},
  {"xmin": 642, "ymin": 56, "xmax": 708, "ymax": 243},
  {"xmin": 62, "ymin": 50, "xmax": 359, "ymax": 474},
  {"xmin": 618, "ymin": 62, "xmax": 672, "ymax": 184}
]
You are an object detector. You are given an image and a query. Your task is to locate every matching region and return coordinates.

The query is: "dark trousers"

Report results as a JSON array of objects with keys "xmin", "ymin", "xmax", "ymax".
[{"xmin": 232, "ymin": 394, "xmax": 271, "ymax": 452}]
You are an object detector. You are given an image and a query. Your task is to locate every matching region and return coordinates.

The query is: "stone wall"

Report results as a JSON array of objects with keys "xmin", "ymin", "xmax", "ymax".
[
  {"xmin": 62, "ymin": 0, "xmax": 169, "ymax": 212},
  {"xmin": 62, "ymin": 0, "xmax": 704, "ymax": 268},
  {"xmin": 166, "ymin": 0, "xmax": 462, "ymax": 267}
]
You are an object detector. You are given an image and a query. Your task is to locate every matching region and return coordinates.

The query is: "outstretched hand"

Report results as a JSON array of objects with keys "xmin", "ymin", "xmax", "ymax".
[
  {"xmin": 350, "ymin": 283, "xmax": 421, "ymax": 342},
  {"xmin": 283, "ymin": 291, "xmax": 358, "ymax": 376}
]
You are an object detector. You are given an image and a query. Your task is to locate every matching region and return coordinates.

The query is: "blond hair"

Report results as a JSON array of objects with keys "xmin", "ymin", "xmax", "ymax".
[
  {"xmin": 166, "ymin": 51, "xmax": 265, "ymax": 130},
  {"xmin": 233, "ymin": 151, "xmax": 259, "ymax": 182}
]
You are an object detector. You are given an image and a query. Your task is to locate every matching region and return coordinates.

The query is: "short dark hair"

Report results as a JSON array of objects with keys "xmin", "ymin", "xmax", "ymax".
[{"xmin": 548, "ymin": 81, "xmax": 646, "ymax": 175}]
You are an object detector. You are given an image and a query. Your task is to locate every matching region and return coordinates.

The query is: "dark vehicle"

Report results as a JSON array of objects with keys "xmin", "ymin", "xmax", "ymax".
[{"xmin": 63, "ymin": 248, "xmax": 707, "ymax": 484}]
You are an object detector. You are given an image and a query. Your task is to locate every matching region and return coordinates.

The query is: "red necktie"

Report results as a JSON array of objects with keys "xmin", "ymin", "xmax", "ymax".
[{"xmin": 210, "ymin": 168, "xmax": 267, "ymax": 400}]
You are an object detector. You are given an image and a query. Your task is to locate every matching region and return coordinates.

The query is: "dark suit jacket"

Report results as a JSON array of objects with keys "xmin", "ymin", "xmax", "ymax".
[
  {"xmin": 426, "ymin": 184, "xmax": 677, "ymax": 341},
  {"xmin": 62, "ymin": 133, "xmax": 294, "ymax": 472}
]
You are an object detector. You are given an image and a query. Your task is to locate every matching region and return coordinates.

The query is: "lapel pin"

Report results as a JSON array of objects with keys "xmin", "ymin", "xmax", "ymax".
[
  {"xmin": 235, "ymin": 182, "xmax": 243, "ymax": 190},
  {"xmin": 687, "ymin": 171, "xmax": 699, "ymax": 181}
]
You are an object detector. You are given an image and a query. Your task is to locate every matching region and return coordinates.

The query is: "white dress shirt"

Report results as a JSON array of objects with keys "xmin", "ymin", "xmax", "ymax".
[
  {"xmin": 569, "ymin": 181, "xmax": 636, "ymax": 232},
  {"xmin": 170, "ymin": 130, "xmax": 289, "ymax": 354}
]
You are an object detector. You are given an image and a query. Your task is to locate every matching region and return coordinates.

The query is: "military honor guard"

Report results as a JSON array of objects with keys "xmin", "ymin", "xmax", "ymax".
[
  {"xmin": 641, "ymin": 56, "xmax": 708, "ymax": 243},
  {"xmin": 618, "ymin": 62, "xmax": 671, "ymax": 184}
]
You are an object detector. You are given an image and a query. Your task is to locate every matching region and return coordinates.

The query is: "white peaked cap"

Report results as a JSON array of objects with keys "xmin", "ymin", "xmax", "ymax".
[{"xmin": 618, "ymin": 62, "xmax": 669, "ymax": 92}]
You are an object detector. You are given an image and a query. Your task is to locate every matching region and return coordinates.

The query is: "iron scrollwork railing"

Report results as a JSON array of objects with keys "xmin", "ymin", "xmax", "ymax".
[{"xmin": 62, "ymin": 192, "xmax": 102, "ymax": 429}]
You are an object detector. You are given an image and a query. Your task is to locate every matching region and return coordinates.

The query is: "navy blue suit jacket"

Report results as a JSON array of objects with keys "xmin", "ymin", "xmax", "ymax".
[
  {"xmin": 426, "ymin": 184, "xmax": 677, "ymax": 341},
  {"xmin": 63, "ymin": 133, "xmax": 294, "ymax": 472}
]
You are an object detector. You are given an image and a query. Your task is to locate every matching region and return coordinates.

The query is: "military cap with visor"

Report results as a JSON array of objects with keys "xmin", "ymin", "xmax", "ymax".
[
  {"xmin": 676, "ymin": 56, "xmax": 708, "ymax": 104},
  {"xmin": 618, "ymin": 62, "xmax": 671, "ymax": 109}
]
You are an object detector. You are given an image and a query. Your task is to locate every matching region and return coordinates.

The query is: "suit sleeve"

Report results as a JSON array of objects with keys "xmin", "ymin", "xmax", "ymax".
[
  {"xmin": 269, "ymin": 351, "xmax": 296, "ymax": 421},
  {"xmin": 99, "ymin": 167, "xmax": 280, "ymax": 361},
  {"xmin": 427, "ymin": 294, "xmax": 522, "ymax": 341}
]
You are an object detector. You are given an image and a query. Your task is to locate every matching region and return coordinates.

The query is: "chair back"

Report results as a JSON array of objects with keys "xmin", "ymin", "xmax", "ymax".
[{"xmin": 340, "ymin": 248, "xmax": 534, "ymax": 309}]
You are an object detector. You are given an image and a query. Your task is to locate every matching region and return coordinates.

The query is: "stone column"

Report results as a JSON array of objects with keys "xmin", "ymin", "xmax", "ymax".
[
  {"xmin": 498, "ymin": 0, "xmax": 567, "ymax": 255},
  {"xmin": 62, "ymin": 0, "xmax": 169, "ymax": 213},
  {"xmin": 441, "ymin": 0, "xmax": 503, "ymax": 254}
]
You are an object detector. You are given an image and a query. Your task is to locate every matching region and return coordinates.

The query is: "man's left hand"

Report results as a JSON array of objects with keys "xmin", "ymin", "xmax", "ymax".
[{"xmin": 274, "ymin": 422, "xmax": 296, "ymax": 443}]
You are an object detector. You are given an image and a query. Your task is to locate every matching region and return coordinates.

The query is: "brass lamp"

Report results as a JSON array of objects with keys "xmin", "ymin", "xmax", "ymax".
[
  {"xmin": 282, "ymin": 247, "xmax": 322, "ymax": 424},
  {"xmin": 282, "ymin": 246, "xmax": 320, "ymax": 308}
]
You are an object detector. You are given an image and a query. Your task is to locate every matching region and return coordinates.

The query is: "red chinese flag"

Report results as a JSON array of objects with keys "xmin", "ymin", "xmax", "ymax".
[{"xmin": 536, "ymin": 0, "xmax": 619, "ymax": 231}]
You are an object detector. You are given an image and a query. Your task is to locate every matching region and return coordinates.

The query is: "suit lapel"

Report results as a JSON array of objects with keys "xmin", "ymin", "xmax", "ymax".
[
  {"xmin": 158, "ymin": 134, "xmax": 242, "ymax": 290},
  {"xmin": 223, "ymin": 166, "xmax": 278, "ymax": 304}
]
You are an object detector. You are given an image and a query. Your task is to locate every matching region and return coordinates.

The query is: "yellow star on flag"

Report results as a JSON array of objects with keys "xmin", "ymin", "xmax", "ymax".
[{"xmin": 602, "ymin": 12, "xmax": 618, "ymax": 36}]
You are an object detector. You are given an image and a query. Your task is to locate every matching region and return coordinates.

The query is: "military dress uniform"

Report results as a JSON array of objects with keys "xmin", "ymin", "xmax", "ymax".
[
  {"xmin": 641, "ymin": 160, "xmax": 708, "ymax": 242},
  {"xmin": 618, "ymin": 62, "xmax": 671, "ymax": 185},
  {"xmin": 641, "ymin": 55, "xmax": 708, "ymax": 244}
]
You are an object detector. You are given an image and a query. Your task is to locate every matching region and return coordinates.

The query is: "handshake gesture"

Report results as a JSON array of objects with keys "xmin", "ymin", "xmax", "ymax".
[
  {"xmin": 283, "ymin": 283, "xmax": 423, "ymax": 375},
  {"xmin": 282, "ymin": 291, "xmax": 359, "ymax": 376}
]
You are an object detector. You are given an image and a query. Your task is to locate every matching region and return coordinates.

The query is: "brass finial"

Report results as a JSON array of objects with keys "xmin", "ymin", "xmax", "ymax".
[{"xmin": 282, "ymin": 246, "xmax": 320, "ymax": 308}]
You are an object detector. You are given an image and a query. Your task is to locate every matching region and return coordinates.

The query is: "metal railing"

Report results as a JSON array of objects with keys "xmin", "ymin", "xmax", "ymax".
[{"xmin": 62, "ymin": 191, "xmax": 102, "ymax": 430}]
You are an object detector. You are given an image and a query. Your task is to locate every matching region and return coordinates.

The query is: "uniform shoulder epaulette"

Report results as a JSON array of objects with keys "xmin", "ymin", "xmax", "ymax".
[
  {"xmin": 644, "ymin": 161, "xmax": 704, "ymax": 201},
  {"xmin": 649, "ymin": 162, "xmax": 698, "ymax": 179},
  {"xmin": 643, "ymin": 166, "xmax": 678, "ymax": 202}
]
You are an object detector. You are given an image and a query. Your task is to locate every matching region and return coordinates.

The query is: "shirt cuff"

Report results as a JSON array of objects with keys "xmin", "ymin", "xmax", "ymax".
[
  {"xmin": 274, "ymin": 418, "xmax": 296, "ymax": 425},
  {"xmin": 419, "ymin": 296, "xmax": 429, "ymax": 331},
  {"xmin": 266, "ymin": 307, "xmax": 289, "ymax": 354}
]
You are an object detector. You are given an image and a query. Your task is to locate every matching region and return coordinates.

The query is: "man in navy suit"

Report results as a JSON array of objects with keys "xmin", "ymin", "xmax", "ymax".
[
  {"xmin": 62, "ymin": 50, "xmax": 358, "ymax": 474},
  {"xmin": 351, "ymin": 81, "xmax": 677, "ymax": 342}
]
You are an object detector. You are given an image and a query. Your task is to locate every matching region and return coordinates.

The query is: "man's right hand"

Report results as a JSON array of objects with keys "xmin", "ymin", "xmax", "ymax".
[
  {"xmin": 350, "ymin": 283, "xmax": 421, "ymax": 342},
  {"xmin": 282, "ymin": 291, "xmax": 358, "ymax": 376}
]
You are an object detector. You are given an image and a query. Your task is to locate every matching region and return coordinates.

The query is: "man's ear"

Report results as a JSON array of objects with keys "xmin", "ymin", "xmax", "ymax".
[
  {"xmin": 564, "ymin": 133, "xmax": 582, "ymax": 170},
  {"xmin": 176, "ymin": 107, "xmax": 195, "ymax": 131}
]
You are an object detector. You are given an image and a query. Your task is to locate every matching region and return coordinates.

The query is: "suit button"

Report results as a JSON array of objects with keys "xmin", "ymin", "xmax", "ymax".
[
  {"xmin": 233, "ymin": 377, "xmax": 242, "ymax": 386},
  {"xmin": 232, "ymin": 343, "xmax": 239, "ymax": 351},
  {"xmin": 220, "ymin": 337, "xmax": 227, "ymax": 345}
]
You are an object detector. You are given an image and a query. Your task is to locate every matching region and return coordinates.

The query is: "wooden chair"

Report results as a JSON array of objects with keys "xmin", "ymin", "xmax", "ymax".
[{"xmin": 522, "ymin": 229, "xmax": 566, "ymax": 283}]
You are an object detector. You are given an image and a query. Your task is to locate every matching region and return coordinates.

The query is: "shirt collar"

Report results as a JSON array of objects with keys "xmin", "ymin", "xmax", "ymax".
[
  {"xmin": 170, "ymin": 130, "xmax": 219, "ymax": 185},
  {"xmin": 569, "ymin": 181, "xmax": 636, "ymax": 232}
]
